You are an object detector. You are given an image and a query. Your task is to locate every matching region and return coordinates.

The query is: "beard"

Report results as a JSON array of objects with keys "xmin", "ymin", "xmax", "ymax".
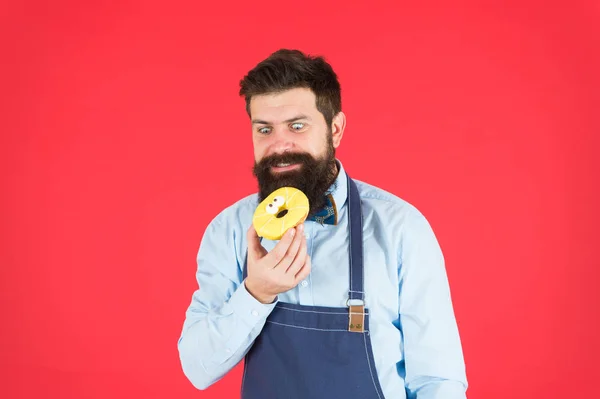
[{"xmin": 252, "ymin": 135, "xmax": 338, "ymax": 218}]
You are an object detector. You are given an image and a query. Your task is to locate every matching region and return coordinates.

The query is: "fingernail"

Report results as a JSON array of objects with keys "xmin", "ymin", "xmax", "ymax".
[
  {"xmin": 298, "ymin": 224, "xmax": 304, "ymax": 232},
  {"xmin": 290, "ymin": 229, "xmax": 295, "ymax": 237}
]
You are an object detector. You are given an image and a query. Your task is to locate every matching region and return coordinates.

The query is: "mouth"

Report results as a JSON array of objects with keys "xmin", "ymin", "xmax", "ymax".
[{"xmin": 271, "ymin": 163, "xmax": 301, "ymax": 173}]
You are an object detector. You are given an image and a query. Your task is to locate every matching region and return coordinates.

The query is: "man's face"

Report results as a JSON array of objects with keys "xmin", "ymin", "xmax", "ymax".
[{"xmin": 250, "ymin": 87, "xmax": 345, "ymax": 216}]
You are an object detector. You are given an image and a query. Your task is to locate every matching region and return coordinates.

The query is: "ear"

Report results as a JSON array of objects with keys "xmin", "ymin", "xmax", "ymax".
[{"xmin": 331, "ymin": 111, "xmax": 346, "ymax": 148}]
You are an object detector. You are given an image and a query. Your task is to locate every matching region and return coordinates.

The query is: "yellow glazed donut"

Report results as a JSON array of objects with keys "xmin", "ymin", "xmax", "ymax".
[{"xmin": 252, "ymin": 187, "xmax": 310, "ymax": 240}]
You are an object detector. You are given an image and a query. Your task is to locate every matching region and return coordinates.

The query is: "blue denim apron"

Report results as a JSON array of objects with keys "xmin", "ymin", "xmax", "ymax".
[{"xmin": 241, "ymin": 174, "xmax": 386, "ymax": 399}]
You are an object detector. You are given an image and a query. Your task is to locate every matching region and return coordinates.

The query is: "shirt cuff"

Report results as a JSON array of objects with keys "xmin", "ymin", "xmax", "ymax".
[{"xmin": 227, "ymin": 279, "xmax": 278, "ymax": 328}]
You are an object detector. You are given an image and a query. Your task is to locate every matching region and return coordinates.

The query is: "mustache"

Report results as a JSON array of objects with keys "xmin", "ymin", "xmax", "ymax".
[{"xmin": 256, "ymin": 152, "xmax": 315, "ymax": 169}]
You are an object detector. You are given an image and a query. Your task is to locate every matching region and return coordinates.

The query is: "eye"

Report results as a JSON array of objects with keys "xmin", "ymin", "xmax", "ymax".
[
  {"xmin": 265, "ymin": 202, "xmax": 278, "ymax": 215},
  {"xmin": 272, "ymin": 196, "xmax": 285, "ymax": 206},
  {"xmin": 258, "ymin": 127, "xmax": 271, "ymax": 134},
  {"xmin": 290, "ymin": 122, "xmax": 304, "ymax": 131}
]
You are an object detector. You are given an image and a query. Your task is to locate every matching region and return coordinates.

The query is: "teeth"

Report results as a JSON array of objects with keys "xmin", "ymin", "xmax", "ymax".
[{"xmin": 277, "ymin": 163, "xmax": 290, "ymax": 167}]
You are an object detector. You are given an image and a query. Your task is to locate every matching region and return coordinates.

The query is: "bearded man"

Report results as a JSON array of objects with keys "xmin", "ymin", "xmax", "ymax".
[{"xmin": 178, "ymin": 49, "xmax": 468, "ymax": 399}]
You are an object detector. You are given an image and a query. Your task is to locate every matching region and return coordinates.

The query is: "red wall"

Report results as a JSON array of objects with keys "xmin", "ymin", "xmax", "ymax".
[{"xmin": 2, "ymin": 1, "xmax": 598, "ymax": 398}]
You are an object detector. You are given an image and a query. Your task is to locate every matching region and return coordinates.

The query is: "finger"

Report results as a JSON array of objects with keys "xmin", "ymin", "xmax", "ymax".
[
  {"xmin": 264, "ymin": 226, "xmax": 296, "ymax": 266},
  {"xmin": 275, "ymin": 224, "xmax": 304, "ymax": 270},
  {"xmin": 294, "ymin": 255, "xmax": 311, "ymax": 282},
  {"xmin": 286, "ymin": 235, "xmax": 307, "ymax": 275},
  {"xmin": 246, "ymin": 224, "xmax": 264, "ymax": 262}
]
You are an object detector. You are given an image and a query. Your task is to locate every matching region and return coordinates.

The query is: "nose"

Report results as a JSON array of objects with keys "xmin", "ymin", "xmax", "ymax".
[{"xmin": 267, "ymin": 127, "xmax": 295, "ymax": 155}]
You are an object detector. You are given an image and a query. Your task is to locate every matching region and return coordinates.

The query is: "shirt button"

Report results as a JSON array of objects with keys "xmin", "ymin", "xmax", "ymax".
[
  {"xmin": 251, "ymin": 310, "xmax": 259, "ymax": 316},
  {"xmin": 300, "ymin": 280, "xmax": 308, "ymax": 287},
  {"xmin": 304, "ymin": 233, "xmax": 310, "ymax": 239}
]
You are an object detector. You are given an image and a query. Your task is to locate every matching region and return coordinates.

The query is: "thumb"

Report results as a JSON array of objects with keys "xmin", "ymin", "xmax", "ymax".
[{"xmin": 247, "ymin": 224, "xmax": 266, "ymax": 261}]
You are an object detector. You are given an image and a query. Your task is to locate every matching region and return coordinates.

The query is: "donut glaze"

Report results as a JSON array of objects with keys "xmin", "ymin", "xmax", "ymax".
[{"xmin": 252, "ymin": 187, "xmax": 310, "ymax": 240}]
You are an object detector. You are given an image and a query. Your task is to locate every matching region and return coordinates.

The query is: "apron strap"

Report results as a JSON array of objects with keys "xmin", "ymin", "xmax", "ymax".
[{"xmin": 346, "ymin": 173, "xmax": 365, "ymax": 303}]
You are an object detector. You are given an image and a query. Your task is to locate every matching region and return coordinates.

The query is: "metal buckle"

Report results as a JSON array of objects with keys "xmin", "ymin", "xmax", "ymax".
[{"xmin": 346, "ymin": 298, "xmax": 365, "ymax": 307}]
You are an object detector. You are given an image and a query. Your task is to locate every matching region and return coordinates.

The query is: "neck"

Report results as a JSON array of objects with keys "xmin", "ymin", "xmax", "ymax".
[
  {"xmin": 327, "ymin": 159, "xmax": 339, "ymax": 183},
  {"xmin": 326, "ymin": 160, "xmax": 340, "ymax": 191}
]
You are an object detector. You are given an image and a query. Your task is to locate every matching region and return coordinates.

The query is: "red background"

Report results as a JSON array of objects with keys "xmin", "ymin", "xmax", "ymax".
[{"xmin": 2, "ymin": 1, "xmax": 599, "ymax": 398}]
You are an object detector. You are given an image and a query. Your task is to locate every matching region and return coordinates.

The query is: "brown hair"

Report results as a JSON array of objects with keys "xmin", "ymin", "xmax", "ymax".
[{"xmin": 239, "ymin": 49, "xmax": 342, "ymax": 127}]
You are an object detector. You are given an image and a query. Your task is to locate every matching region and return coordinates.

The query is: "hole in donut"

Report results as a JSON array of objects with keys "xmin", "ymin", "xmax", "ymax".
[{"xmin": 276, "ymin": 209, "xmax": 288, "ymax": 218}]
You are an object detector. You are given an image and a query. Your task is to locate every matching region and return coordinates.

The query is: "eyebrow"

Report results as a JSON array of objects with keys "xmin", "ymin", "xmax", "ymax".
[{"xmin": 251, "ymin": 115, "xmax": 310, "ymax": 125}]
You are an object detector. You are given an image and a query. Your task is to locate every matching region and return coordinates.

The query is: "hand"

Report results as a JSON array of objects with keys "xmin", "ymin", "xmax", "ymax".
[{"xmin": 244, "ymin": 223, "xmax": 311, "ymax": 304}]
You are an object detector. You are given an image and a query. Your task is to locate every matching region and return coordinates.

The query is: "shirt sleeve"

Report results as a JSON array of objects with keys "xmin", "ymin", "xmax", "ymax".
[
  {"xmin": 399, "ymin": 206, "xmax": 468, "ymax": 398},
  {"xmin": 177, "ymin": 213, "xmax": 278, "ymax": 390}
]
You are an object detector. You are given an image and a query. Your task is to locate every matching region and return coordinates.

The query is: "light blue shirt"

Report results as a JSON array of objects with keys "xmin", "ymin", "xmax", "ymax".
[{"xmin": 178, "ymin": 159, "xmax": 468, "ymax": 398}]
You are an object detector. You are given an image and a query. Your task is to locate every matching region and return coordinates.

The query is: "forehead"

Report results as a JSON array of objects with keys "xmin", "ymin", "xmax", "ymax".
[{"xmin": 249, "ymin": 87, "xmax": 319, "ymax": 122}]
